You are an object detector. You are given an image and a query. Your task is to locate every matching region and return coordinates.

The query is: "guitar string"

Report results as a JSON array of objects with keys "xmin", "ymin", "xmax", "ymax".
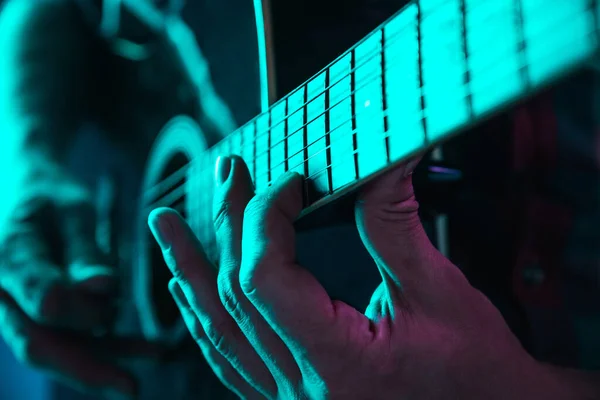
[
  {"xmin": 148, "ymin": 1, "xmax": 582, "ymax": 201},
  {"xmin": 145, "ymin": 24, "xmax": 587, "ymax": 212},
  {"xmin": 187, "ymin": 25, "xmax": 520, "ymax": 183},
  {"xmin": 208, "ymin": 3, "xmax": 586, "ymax": 174},
  {"xmin": 234, "ymin": 0, "xmax": 514, "ymax": 148},
  {"xmin": 143, "ymin": 4, "xmax": 514, "ymax": 199},
  {"xmin": 148, "ymin": 63, "xmax": 500, "ymax": 212},
  {"xmin": 144, "ymin": 2, "xmax": 541, "ymax": 201},
  {"xmin": 209, "ymin": 0, "xmax": 558, "ymax": 159},
  {"xmin": 144, "ymin": 6, "xmax": 587, "ymax": 205},
  {"xmin": 146, "ymin": 18, "xmax": 588, "ymax": 211},
  {"xmin": 215, "ymin": 23, "xmax": 506, "ymax": 161}
]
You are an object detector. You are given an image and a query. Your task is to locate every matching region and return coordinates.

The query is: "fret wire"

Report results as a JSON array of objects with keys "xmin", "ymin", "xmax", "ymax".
[
  {"xmin": 416, "ymin": 0, "xmax": 427, "ymax": 142},
  {"xmin": 324, "ymin": 65, "xmax": 333, "ymax": 194},
  {"xmin": 267, "ymin": 110, "xmax": 272, "ymax": 183},
  {"xmin": 302, "ymin": 84, "xmax": 309, "ymax": 178},
  {"xmin": 460, "ymin": 0, "xmax": 474, "ymax": 119},
  {"xmin": 514, "ymin": 0, "xmax": 530, "ymax": 90},
  {"xmin": 350, "ymin": 47, "xmax": 359, "ymax": 182},
  {"xmin": 144, "ymin": 3, "xmax": 584, "ymax": 202},
  {"xmin": 284, "ymin": 98, "xmax": 290, "ymax": 172},
  {"xmin": 380, "ymin": 24, "xmax": 390, "ymax": 164}
]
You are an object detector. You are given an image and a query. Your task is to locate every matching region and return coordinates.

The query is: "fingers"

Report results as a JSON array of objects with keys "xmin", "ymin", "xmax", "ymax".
[
  {"xmin": 213, "ymin": 156, "xmax": 301, "ymax": 385},
  {"xmin": 240, "ymin": 172, "xmax": 338, "ymax": 347},
  {"xmin": 60, "ymin": 202, "xmax": 118, "ymax": 296},
  {"xmin": 0, "ymin": 228, "xmax": 115, "ymax": 331},
  {"xmin": 169, "ymin": 279, "xmax": 261, "ymax": 400},
  {"xmin": 0, "ymin": 197, "xmax": 117, "ymax": 330},
  {"xmin": 148, "ymin": 207, "xmax": 277, "ymax": 397},
  {"xmin": 0, "ymin": 290, "xmax": 137, "ymax": 399},
  {"xmin": 355, "ymin": 157, "xmax": 454, "ymax": 303}
]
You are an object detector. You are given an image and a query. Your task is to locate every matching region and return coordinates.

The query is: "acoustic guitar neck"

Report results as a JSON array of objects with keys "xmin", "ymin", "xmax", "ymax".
[{"xmin": 154, "ymin": 0, "xmax": 600, "ymax": 218}]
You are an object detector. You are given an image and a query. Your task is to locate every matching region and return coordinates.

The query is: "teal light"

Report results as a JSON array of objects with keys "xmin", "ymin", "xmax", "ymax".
[{"xmin": 253, "ymin": 0, "xmax": 271, "ymax": 112}]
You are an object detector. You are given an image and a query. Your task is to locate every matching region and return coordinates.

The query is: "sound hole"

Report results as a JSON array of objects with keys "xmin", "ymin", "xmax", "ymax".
[{"xmin": 147, "ymin": 152, "xmax": 189, "ymax": 329}]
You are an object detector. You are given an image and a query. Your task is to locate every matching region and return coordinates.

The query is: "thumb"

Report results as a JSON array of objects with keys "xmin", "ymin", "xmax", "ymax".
[
  {"xmin": 59, "ymin": 203, "xmax": 117, "ymax": 296},
  {"xmin": 355, "ymin": 157, "xmax": 450, "ymax": 296}
]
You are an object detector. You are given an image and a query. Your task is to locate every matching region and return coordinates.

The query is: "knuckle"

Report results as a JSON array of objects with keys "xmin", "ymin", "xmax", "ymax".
[
  {"xmin": 203, "ymin": 320, "xmax": 234, "ymax": 359},
  {"xmin": 242, "ymin": 195, "xmax": 267, "ymax": 222},
  {"xmin": 165, "ymin": 247, "xmax": 199, "ymax": 283},
  {"xmin": 217, "ymin": 276, "xmax": 243, "ymax": 321},
  {"xmin": 169, "ymin": 261, "xmax": 188, "ymax": 282},
  {"xmin": 187, "ymin": 316, "xmax": 205, "ymax": 343},
  {"xmin": 239, "ymin": 258, "xmax": 268, "ymax": 298},
  {"xmin": 212, "ymin": 199, "xmax": 232, "ymax": 234}
]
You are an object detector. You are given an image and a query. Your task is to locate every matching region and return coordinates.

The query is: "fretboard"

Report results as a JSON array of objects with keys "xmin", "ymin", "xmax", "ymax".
[{"xmin": 196, "ymin": 0, "xmax": 599, "ymax": 214}]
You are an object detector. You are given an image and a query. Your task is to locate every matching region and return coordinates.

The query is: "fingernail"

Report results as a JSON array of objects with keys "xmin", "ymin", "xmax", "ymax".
[
  {"xmin": 168, "ymin": 278, "xmax": 186, "ymax": 306},
  {"xmin": 276, "ymin": 171, "xmax": 302, "ymax": 186},
  {"xmin": 215, "ymin": 156, "xmax": 232, "ymax": 186},
  {"xmin": 147, "ymin": 208, "xmax": 175, "ymax": 249}
]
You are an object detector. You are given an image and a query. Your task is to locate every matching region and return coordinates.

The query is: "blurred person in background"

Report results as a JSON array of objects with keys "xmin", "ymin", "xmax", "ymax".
[{"xmin": 0, "ymin": 0, "xmax": 238, "ymax": 398}]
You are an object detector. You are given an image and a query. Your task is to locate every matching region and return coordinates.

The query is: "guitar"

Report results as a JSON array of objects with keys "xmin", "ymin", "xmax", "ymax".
[{"xmin": 132, "ymin": 0, "xmax": 600, "ymax": 343}]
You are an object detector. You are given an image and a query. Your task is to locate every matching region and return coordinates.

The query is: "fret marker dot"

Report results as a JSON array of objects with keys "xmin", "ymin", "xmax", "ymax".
[{"xmin": 364, "ymin": 100, "xmax": 371, "ymax": 108}]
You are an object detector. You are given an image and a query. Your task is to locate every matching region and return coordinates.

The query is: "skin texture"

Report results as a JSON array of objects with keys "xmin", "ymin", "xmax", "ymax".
[{"xmin": 149, "ymin": 156, "xmax": 600, "ymax": 400}]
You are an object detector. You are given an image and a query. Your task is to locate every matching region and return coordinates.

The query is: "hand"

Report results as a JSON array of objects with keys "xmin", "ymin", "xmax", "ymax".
[
  {"xmin": 0, "ymin": 167, "xmax": 159, "ymax": 399},
  {"xmin": 149, "ymin": 156, "xmax": 576, "ymax": 399}
]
